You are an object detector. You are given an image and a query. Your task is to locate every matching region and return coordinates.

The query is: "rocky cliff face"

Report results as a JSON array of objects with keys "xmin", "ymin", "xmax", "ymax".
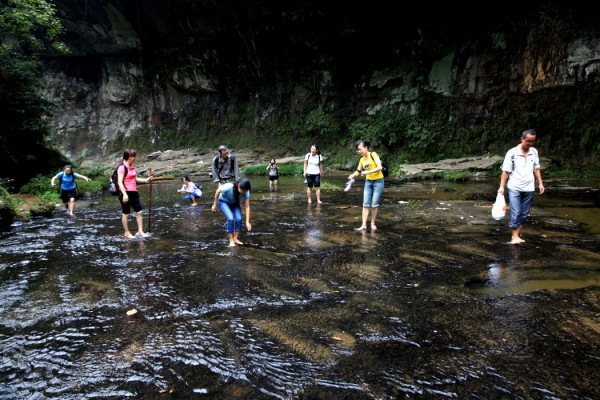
[{"xmin": 44, "ymin": 0, "xmax": 600, "ymax": 161}]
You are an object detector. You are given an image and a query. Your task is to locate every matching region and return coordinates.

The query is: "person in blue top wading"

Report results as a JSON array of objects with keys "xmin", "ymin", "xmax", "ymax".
[
  {"xmin": 498, "ymin": 129, "xmax": 545, "ymax": 244},
  {"xmin": 211, "ymin": 179, "xmax": 252, "ymax": 247},
  {"xmin": 50, "ymin": 165, "xmax": 91, "ymax": 216}
]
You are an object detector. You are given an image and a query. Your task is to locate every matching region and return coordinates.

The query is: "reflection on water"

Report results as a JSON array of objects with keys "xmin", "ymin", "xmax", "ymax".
[
  {"xmin": 305, "ymin": 203, "xmax": 323, "ymax": 247},
  {"xmin": 468, "ymin": 259, "xmax": 600, "ymax": 296},
  {"xmin": 0, "ymin": 176, "xmax": 599, "ymax": 399}
]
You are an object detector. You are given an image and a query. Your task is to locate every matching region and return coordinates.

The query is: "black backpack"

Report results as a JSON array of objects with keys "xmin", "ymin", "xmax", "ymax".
[
  {"xmin": 59, "ymin": 169, "xmax": 77, "ymax": 187},
  {"xmin": 369, "ymin": 153, "xmax": 389, "ymax": 178},
  {"xmin": 381, "ymin": 160, "xmax": 389, "ymax": 178},
  {"xmin": 213, "ymin": 153, "xmax": 235, "ymax": 178},
  {"xmin": 108, "ymin": 164, "xmax": 128, "ymax": 195}
]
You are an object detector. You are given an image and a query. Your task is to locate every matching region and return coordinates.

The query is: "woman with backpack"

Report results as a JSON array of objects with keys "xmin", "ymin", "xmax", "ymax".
[
  {"xmin": 116, "ymin": 149, "xmax": 153, "ymax": 239},
  {"xmin": 347, "ymin": 140, "xmax": 385, "ymax": 232},
  {"xmin": 266, "ymin": 158, "xmax": 280, "ymax": 191},
  {"xmin": 303, "ymin": 144, "xmax": 324, "ymax": 204},
  {"xmin": 50, "ymin": 165, "xmax": 91, "ymax": 216},
  {"xmin": 211, "ymin": 145, "xmax": 239, "ymax": 186}
]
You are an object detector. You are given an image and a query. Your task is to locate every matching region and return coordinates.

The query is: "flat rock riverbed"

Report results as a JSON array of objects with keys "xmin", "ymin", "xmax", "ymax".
[{"xmin": 1, "ymin": 175, "xmax": 598, "ymax": 399}]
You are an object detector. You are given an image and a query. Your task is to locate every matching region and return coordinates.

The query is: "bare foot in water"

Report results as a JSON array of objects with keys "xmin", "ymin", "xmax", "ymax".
[
  {"xmin": 124, "ymin": 233, "xmax": 136, "ymax": 239},
  {"xmin": 510, "ymin": 237, "xmax": 525, "ymax": 244},
  {"xmin": 228, "ymin": 241, "xmax": 236, "ymax": 247},
  {"xmin": 234, "ymin": 239, "xmax": 244, "ymax": 245}
]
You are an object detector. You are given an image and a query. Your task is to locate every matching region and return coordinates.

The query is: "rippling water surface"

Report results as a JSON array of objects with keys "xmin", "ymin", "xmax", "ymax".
[{"xmin": 0, "ymin": 176, "xmax": 598, "ymax": 399}]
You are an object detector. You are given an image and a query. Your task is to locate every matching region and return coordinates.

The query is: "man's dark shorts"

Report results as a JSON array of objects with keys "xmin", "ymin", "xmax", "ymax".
[
  {"xmin": 61, "ymin": 189, "xmax": 77, "ymax": 203},
  {"xmin": 119, "ymin": 191, "xmax": 143, "ymax": 214},
  {"xmin": 306, "ymin": 174, "xmax": 321, "ymax": 188}
]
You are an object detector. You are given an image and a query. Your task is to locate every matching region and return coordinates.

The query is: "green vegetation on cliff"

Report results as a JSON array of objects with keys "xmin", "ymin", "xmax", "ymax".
[
  {"xmin": 106, "ymin": 83, "xmax": 600, "ymax": 175},
  {"xmin": 0, "ymin": 0, "xmax": 70, "ymax": 189}
]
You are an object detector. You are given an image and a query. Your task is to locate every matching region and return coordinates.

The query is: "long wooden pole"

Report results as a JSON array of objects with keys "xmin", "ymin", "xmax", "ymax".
[{"xmin": 147, "ymin": 168, "xmax": 152, "ymax": 232}]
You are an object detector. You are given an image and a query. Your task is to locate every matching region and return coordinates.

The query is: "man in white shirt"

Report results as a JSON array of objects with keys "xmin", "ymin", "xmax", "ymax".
[{"xmin": 498, "ymin": 129, "xmax": 545, "ymax": 244}]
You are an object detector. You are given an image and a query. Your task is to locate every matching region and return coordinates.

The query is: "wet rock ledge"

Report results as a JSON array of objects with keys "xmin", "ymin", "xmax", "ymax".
[{"xmin": 89, "ymin": 150, "xmax": 511, "ymax": 180}]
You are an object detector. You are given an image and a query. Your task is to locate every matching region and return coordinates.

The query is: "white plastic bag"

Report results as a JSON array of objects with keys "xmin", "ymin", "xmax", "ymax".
[{"xmin": 492, "ymin": 193, "xmax": 506, "ymax": 220}]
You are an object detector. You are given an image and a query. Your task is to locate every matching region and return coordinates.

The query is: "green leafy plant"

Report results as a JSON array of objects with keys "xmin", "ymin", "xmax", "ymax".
[
  {"xmin": 0, "ymin": 184, "xmax": 19, "ymax": 216},
  {"xmin": 0, "ymin": 0, "xmax": 70, "ymax": 189},
  {"xmin": 407, "ymin": 199, "xmax": 420, "ymax": 209},
  {"xmin": 303, "ymin": 107, "xmax": 338, "ymax": 137},
  {"xmin": 320, "ymin": 181, "xmax": 341, "ymax": 191},
  {"xmin": 40, "ymin": 190, "xmax": 60, "ymax": 203},
  {"xmin": 19, "ymin": 175, "xmax": 53, "ymax": 196},
  {"xmin": 442, "ymin": 172, "xmax": 469, "ymax": 182},
  {"xmin": 75, "ymin": 180, "xmax": 103, "ymax": 193}
]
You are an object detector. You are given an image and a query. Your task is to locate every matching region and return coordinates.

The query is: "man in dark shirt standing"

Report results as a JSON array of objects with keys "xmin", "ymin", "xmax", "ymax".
[{"xmin": 211, "ymin": 145, "xmax": 240, "ymax": 186}]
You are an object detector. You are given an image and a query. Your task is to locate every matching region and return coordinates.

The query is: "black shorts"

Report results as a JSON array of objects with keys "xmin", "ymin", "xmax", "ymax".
[
  {"xmin": 61, "ymin": 189, "xmax": 77, "ymax": 203},
  {"xmin": 120, "ymin": 191, "xmax": 143, "ymax": 214},
  {"xmin": 306, "ymin": 174, "xmax": 320, "ymax": 188},
  {"xmin": 269, "ymin": 175, "xmax": 279, "ymax": 181}
]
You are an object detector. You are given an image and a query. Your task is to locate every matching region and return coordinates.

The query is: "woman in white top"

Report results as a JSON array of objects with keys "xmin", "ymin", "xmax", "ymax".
[
  {"xmin": 303, "ymin": 144, "xmax": 324, "ymax": 204},
  {"xmin": 266, "ymin": 158, "xmax": 280, "ymax": 191},
  {"xmin": 177, "ymin": 176, "xmax": 202, "ymax": 206}
]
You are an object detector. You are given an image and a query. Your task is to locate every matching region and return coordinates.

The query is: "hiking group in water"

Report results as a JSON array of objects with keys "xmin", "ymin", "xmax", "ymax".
[{"xmin": 52, "ymin": 130, "xmax": 543, "ymax": 246}]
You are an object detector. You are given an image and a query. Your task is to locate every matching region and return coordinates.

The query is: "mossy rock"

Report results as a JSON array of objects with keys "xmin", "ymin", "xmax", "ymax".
[
  {"xmin": 0, "ymin": 200, "xmax": 14, "ymax": 231},
  {"xmin": 28, "ymin": 200, "xmax": 56, "ymax": 217},
  {"xmin": 12, "ymin": 194, "xmax": 56, "ymax": 221}
]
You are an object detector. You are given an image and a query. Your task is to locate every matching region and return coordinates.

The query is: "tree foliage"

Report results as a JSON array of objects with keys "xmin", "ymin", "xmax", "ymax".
[{"xmin": 0, "ymin": 0, "xmax": 69, "ymax": 191}]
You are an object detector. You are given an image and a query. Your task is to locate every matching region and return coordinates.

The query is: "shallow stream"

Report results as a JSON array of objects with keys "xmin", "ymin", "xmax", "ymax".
[{"xmin": 1, "ymin": 175, "xmax": 599, "ymax": 399}]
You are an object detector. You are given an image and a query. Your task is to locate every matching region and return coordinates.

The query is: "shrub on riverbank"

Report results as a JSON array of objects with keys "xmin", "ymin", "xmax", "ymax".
[
  {"xmin": 20, "ymin": 174, "xmax": 103, "ymax": 196},
  {"xmin": 0, "ymin": 183, "xmax": 19, "ymax": 229},
  {"xmin": 242, "ymin": 163, "xmax": 303, "ymax": 176}
]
